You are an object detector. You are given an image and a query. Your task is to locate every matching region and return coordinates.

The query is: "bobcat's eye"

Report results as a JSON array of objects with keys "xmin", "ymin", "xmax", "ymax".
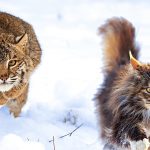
[
  {"xmin": 8, "ymin": 60, "xmax": 17, "ymax": 67},
  {"xmin": 146, "ymin": 87, "xmax": 150, "ymax": 93}
]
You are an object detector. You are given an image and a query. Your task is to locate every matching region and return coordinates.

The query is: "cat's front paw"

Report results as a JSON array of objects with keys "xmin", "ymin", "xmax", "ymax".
[{"xmin": 130, "ymin": 138, "xmax": 150, "ymax": 150}]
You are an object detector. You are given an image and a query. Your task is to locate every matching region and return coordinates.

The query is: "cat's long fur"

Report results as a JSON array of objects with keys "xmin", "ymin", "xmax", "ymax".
[{"xmin": 95, "ymin": 18, "xmax": 150, "ymax": 149}]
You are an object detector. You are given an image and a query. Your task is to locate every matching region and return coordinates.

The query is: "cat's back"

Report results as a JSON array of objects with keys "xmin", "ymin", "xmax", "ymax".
[{"xmin": 95, "ymin": 17, "xmax": 139, "ymax": 139}]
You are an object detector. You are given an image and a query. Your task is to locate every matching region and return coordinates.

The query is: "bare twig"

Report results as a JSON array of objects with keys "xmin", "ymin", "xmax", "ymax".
[
  {"xmin": 52, "ymin": 136, "xmax": 56, "ymax": 150},
  {"xmin": 59, "ymin": 123, "xmax": 84, "ymax": 139},
  {"xmin": 49, "ymin": 139, "xmax": 53, "ymax": 143},
  {"xmin": 49, "ymin": 123, "xmax": 84, "ymax": 143}
]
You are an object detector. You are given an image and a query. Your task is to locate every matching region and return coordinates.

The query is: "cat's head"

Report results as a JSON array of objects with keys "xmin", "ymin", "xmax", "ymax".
[
  {"xmin": 0, "ymin": 33, "xmax": 33, "ymax": 92},
  {"xmin": 128, "ymin": 52, "xmax": 150, "ymax": 109},
  {"xmin": 110, "ymin": 52, "xmax": 150, "ymax": 113}
]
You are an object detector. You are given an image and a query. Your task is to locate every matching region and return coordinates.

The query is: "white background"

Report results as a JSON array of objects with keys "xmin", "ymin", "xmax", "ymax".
[{"xmin": 0, "ymin": 0, "xmax": 150, "ymax": 149}]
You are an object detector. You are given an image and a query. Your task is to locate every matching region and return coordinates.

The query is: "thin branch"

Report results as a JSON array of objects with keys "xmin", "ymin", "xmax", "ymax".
[
  {"xmin": 49, "ymin": 123, "xmax": 84, "ymax": 143},
  {"xmin": 49, "ymin": 139, "xmax": 53, "ymax": 143},
  {"xmin": 52, "ymin": 136, "xmax": 56, "ymax": 150},
  {"xmin": 59, "ymin": 123, "xmax": 84, "ymax": 139}
]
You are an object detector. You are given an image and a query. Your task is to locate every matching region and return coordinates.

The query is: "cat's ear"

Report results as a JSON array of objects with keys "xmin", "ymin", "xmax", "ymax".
[
  {"xmin": 15, "ymin": 33, "xmax": 28, "ymax": 48},
  {"xmin": 129, "ymin": 51, "xmax": 141, "ymax": 69}
]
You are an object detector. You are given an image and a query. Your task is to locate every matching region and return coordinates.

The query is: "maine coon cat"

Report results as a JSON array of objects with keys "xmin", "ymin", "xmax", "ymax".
[
  {"xmin": 0, "ymin": 12, "xmax": 41, "ymax": 117},
  {"xmin": 95, "ymin": 17, "xmax": 150, "ymax": 150}
]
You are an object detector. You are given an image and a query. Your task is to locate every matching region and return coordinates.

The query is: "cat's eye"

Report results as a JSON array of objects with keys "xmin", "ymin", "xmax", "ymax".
[
  {"xmin": 146, "ymin": 87, "xmax": 150, "ymax": 93},
  {"xmin": 8, "ymin": 60, "xmax": 17, "ymax": 67}
]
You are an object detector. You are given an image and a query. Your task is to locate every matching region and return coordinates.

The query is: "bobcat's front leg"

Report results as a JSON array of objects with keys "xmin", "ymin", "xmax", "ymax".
[
  {"xmin": 0, "ymin": 92, "xmax": 7, "ymax": 105},
  {"xmin": 5, "ymin": 84, "xmax": 29, "ymax": 117}
]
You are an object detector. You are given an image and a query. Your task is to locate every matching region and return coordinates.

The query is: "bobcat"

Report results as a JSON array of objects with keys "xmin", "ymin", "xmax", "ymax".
[
  {"xmin": 95, "ymin": 18, "xmax": 150, "ymax": 150},
  {"xmin": 0, "ymin": 12, "xmax": 41, "ymax": 117}
]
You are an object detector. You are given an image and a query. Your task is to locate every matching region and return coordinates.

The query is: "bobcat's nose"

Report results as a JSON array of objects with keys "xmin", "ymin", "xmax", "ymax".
[{"xmin": 0, "ymin": 74, "xmax": 8, "ymax": 82}]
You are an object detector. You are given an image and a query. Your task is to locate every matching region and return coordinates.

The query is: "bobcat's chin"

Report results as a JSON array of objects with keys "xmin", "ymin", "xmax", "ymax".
[{"xmin": 0, "ymin": 83, "xmax": 14, "ymax": 92}]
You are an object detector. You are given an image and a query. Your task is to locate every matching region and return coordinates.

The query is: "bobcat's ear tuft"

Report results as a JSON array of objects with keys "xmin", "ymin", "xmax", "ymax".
[
  {"xmin": 129, "ymin": 51, "xmax": 141, "ymax": 69},
  {"xmin": 15, "ymin": 33, "xmax": 28, "ymax": 48}
]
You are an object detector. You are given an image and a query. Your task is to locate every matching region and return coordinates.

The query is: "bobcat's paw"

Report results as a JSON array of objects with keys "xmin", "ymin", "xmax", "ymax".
[{"xmin": 130, "ymin": 138, "xmax": 150, "ymax": 150}]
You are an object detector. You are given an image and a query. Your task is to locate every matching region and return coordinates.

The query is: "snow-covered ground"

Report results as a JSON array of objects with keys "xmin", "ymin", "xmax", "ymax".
[{"xmin": 0, "ymin": 0, "xmax": 150, "ymax": 150}]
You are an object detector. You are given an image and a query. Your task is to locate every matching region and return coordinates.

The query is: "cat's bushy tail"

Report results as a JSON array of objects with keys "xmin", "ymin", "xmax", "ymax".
[{"xmin": 99, "ymin": 17, "xmax": 139, "ymax": 73}]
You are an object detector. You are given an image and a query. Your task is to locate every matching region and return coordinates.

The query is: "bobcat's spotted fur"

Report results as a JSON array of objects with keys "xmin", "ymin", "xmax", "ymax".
[{"xmin": 0, "ymin": 12, "xmax": 41, "ymax": 117}]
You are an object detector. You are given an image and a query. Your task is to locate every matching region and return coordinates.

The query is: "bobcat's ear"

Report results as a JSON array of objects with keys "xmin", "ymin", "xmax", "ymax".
[
  {"xmin": 129, "ymin": 51, "xmax": 141, "ymax": 69},
  {"xmin": 15, "ymin": 33, "xmax": 28, "ymax": 48}
]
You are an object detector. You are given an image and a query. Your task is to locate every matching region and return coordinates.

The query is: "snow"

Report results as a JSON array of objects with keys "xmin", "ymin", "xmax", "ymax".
[
  {"xmin": 0, "ymin": 0, "xmax": 150, "ymax": 150},
  {"xmin": 0, "ymin": 134, "xmax": 45, "ymax": 150}
]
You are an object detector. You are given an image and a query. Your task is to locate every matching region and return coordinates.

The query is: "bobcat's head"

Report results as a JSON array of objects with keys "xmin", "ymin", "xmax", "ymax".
[{"xmin": 0, "ymin": 33, "xmax": 33, "ymax": 92}]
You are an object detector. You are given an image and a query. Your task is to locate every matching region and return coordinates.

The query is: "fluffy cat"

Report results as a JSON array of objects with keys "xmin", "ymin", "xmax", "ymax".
[
  {"xmin": 95, "ymin": 17, "xmax": 150, "ymax": 150},
  {"xmin": 0, "ymin": 12, "xmax": 41, "ymax": 117}
]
